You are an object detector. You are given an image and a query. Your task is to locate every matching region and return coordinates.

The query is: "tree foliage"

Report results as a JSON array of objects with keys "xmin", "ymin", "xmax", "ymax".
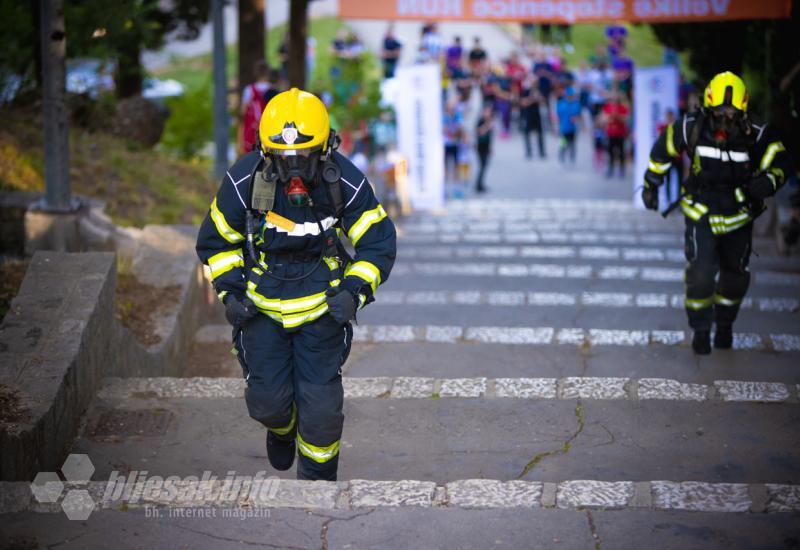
[
  {"xmin": 0, "ymin": 0, "xmax": 210, "ymax": 99},
  {"xmin": 650, "ymin": 8, "xmax": 799, "ymax": 117}
]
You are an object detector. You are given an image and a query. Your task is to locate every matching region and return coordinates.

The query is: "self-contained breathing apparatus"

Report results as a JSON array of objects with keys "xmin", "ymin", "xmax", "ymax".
[{"xmin": 243, "ymin": 130, "xmax": 351, "ymax": 283}]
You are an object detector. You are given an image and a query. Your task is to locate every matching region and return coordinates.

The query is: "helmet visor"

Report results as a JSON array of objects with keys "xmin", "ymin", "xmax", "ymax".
[{"xmin": 272, "ymin": 149, "xmax": 321, "ymax": 182}]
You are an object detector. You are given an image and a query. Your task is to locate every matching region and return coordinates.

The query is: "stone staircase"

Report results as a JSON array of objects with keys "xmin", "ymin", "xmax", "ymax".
[{"xmin": 4, "ymin": 198, "xmax": 800, "ymax": 548}]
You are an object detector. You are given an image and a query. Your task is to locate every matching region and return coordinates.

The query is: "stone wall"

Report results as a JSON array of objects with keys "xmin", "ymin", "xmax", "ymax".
[{"xmin": 0, "ymin": 226, "xmax": 214, "ymax": 480}]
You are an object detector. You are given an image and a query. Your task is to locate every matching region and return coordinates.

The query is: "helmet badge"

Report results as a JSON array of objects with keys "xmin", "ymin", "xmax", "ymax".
[{"xmin": 281, "ymin": 125, "xmax": 298, "ymax": 145}]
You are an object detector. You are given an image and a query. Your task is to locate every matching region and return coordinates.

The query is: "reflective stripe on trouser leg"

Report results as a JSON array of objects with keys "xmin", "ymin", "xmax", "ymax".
[
  {"xmin": 293, "ymin": 314, "xmax": 348, "ymax": 481},
  {"xmin": 684, "ymin": 219, "xmax": 718, "ymax": 331},
  {"xmin": 714, "ymin": 224, "xmax": 752, "ymax": 326}
]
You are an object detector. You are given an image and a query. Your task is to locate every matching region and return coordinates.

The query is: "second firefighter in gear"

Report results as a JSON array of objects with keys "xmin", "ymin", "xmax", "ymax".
[
  {"xmin": 641, "ymin": 72, "xmax": 790, "ymax": 355},
  {"xmin": 196, "ymin": 89, "xmax": 397, "ymax": 480}
]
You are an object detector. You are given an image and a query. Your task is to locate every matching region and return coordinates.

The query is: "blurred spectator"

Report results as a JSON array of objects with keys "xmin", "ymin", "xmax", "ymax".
[
  {"xmin": 443, "ymin": 102, "xmax": 463, "ymax": 181},
  {"xmin": 449, "ymin": 57, "xmax": 473, "ymax": 102},
  {"xmin": 519, "ymin": 73, "xmax": 545, "ymax": 159},
  {"xmin": 533, "ymin": 54, "xmax": 555, "ymax": 130},
  {"xmin": 468, "ymin": 37, "xmax": 487, "ymax": 74},
  {"xmin": 457, "ymin": 129, "xmax": 472, "ymax": 184},
  {"xmin": 475, "ymin": 103, "xmax": 494, "ymax": 193},
  {"xmin": 662, "ymin": 46, "xmax": 680, "ymax": 68},
  {"xmin": 492, "ymin": 64, "xmax": 514, "ymax": 139},
  {"xmin": 555, "ymin": 24, "xmax": 573, "ymax": 52},
  {"xmin": 678, "ymin": 74, "xmax": 694, "ymax": 115},
  {"xmin": 381, "ymin": 24, "xmax": 403, "ymax": 79},
  {"xmin": 421, "ymin": 23, "xmax": 443, "ymax": 62},
  {"xmin": 602, "ymin": 90, "xmax": 630, "ymax": 178},
  {"xmin": 446, "ymin": 36, "xmax": 464, "ymax": 73},
  {"xmin": 263, "ymin": 68, "xmax": 282, "ymax": 104},
  {"xmin": 556, "ymin": 86, "xmax": 581, "ymax": 165},
  {"xmin": 331, "ymin": 28, "xmax": 348, "ymax": 59},
  {"xmin": 351, "ymin": 140, "xmax": 369, "ymax": 174},
  {"xmin": 346, "ymin": 32, "xmax": 365, "ymax": 58},
  {"xmin": 238, "ymin": 60, "xmax": 270, "ymax": 155},
  {"xmin": 605, "ymin": 24, "xmax": 627, "ymax": 58},
  {"xmin": 306, "ymin": 36, "xmax": 317, "ymax": 83},
  {"xmin": 278, "ymin": 35, "xmax": 290, "ymax": 79},
  {"xmin": 611, "ymin": 53, "xmax": 634, "ymax": 100}
]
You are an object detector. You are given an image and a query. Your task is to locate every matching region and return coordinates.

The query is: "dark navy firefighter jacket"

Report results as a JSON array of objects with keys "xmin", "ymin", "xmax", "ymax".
[{"xmin": 196, "ymin": 151, "xmax": 397, "ymax": 330}]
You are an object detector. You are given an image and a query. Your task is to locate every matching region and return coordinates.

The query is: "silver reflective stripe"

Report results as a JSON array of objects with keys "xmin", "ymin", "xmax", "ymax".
[{"xmin": 695, "ymin": 146, "xmax": 749, "ymax": 162}]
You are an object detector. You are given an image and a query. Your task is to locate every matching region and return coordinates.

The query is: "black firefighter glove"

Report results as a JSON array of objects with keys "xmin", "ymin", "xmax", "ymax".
[
  {"xmin": 641, "ymin": 181, "xmax": 659, "ymax": 211},
  {"xmin": 224, "ymin": 294, "xmax": 258, "ymax": 328},
  {"xmin": 326, "ymin": 282, "xmax": 360, "ymax": 325},
  {"xmin": 746, "ymin": 173, "xmax": 777, "ymax": 201}
]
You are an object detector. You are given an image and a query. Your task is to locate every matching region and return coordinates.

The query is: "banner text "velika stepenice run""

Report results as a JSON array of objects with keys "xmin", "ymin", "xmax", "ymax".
[{"xmin": 338, "ymin": 0, "xmax": 792, "ymax": 23}]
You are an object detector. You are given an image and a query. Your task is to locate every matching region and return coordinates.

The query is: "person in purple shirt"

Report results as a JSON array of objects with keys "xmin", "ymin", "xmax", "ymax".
[{"xmin": 445, "ymin": 36, "xmax": 463, "ymax": 73}]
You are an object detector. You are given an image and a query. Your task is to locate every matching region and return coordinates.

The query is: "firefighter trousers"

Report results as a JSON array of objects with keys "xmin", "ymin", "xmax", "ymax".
[
  {"xmin": 233, "ymin": 312, "xmax": 353, "ymax": 481},
  {"xmin": 683, "ymin": 217, "xmax": 752, "ymax": 331}
]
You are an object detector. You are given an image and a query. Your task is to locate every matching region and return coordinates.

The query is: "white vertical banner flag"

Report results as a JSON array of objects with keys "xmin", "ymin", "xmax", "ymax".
[
  {"xmin": 633, "ymin": 65, "xmax": 679, "ymax": 210},
  {"xmin": 393, "ymin": 63, "xmax": 444, "ymax": 211}
]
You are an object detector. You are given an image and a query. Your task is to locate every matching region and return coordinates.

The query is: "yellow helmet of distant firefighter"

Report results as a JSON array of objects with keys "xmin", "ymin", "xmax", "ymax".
[
  {"xmin": 258, "ymin": 88, "xmax": 330, "ymax": 155},
  {"xmin": 704, "ymin": 71, "xmax": 748, "ymax": 113}
]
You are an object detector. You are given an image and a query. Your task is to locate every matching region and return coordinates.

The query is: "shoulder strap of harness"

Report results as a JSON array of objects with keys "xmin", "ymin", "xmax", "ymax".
[{"xmin": 686, "ymin": 110, "xmax": 705, "ymax": 158}]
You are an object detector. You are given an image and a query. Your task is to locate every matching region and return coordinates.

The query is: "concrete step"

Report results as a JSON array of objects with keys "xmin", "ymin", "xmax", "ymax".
[
  {"xmin": 387, "ymin": 261, "xmax": 800, "ymax": 288},
  {"xmin": 63, "ymin": 377, "xmax": 800, "ymax": 486},
  {"xmin": 397, "ymin": 243, "xmax": 800, "ymax": 269},
  {"xmin": 3, "ymin": 480, "xmax": 800, "ymax": 550},
  {"xmin": 356, "ymin": 301, "xmax": 798, "ymax": 334},
  {"xmin": 371, "ymin": 290, "xmax": 800, "ymax": 314}
]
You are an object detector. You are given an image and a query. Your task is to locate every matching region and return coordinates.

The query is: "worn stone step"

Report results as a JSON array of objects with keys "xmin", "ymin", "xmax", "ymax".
[
  {"xmin": 355, "ymin": 302, "xmax": 797, "ymax": 335},
  {"xmin": 67, "ymin": 380, "xmax": 800, "ymax": 485},
  {"xmin": 2, "ymin": 506, "xmax": 796, "ymax": 550},
  {"xmin": 387, "ymin": 261, "xmax": 800, "ymax": 287},
  {"xmin": 398, "ymin": 243, "xmax": 796, "ymax": 266},
  {"xmin": 371, "ymin": 290, "xmax": 800, "ymax": 313},
  {"xmin": 99, "ymin": 376, "xmax": 800, "ymax": 405}
]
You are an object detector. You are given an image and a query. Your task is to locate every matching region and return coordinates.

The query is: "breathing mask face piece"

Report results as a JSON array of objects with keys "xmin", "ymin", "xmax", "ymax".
[
  {"xmin": 273, "ymin": 149, "xmax": 320, "ymax": 184},
  {"xmin": 709, "ymin": 105, "xmax": 743, "ymax": 144}
]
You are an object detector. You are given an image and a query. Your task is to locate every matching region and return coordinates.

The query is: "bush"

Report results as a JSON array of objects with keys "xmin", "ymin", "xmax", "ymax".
[{"xmin": 160, "ymin": 82, "xmax": 212, "ymax": 159}]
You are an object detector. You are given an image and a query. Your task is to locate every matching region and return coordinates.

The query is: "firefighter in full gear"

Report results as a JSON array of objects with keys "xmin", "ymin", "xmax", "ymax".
[
  {"xmin": 642, "ymin": 72, "xmax": 790, "ymax": 355},
  {"xmin": 196, "ymin": 89, "xmax": 396, "ymax": 480}
]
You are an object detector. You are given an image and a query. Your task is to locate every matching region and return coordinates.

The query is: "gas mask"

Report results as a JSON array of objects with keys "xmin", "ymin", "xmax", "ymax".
[
  {"xmin": 272, "ymin": 150, "xmax": 321, "ymax": 207},
  {"xmin": 708, "ymin": 105, "xmax": 745, "ymax": 144}
]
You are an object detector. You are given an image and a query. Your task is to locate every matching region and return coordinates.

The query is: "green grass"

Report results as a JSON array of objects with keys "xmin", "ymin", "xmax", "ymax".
[
  {"xmin": 562, "ymin": 24, "xmax": 694, "ymax": 78},
  {"xmin": 155, "ymin": 16, "xmax": 347, "ymax": 94},
  {"xmin": 0, "ymin": 106, "xmax": 216, "ymax": 228}
]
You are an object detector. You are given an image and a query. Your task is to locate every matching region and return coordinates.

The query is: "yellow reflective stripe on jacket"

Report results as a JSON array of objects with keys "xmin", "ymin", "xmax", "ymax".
[
  {"xmin": 297, "ymin": 433, "xmax": 340, "ymax": 463},
  {"xmin": 680, "ymin": 197, "xmax": 709, "ymax": 221},
  {"xmin": 269, "ymin": 405, "xmax": 296, "ymax": 436},
  {"xmin": 345, "ymin": 261, "xmax": 382, "ymax": 293},
  {"xmin": 666, "ymin": 123, "xmax": 677, "ymax": 157},
  {"xmin": 648, "ymin": 160, "xmax": 672, "ymax": 174},
  {"xmin": 685, "ymin": 296, "xmax": 713, "ymax": 310},
  {"xmin": 734, "ymin": 187, "xmax": 746, "ymax": 203},
  {"xmin": 347, "ymin": 205, "xmax": 387, "ymax": 246},
  {"xmin": 760, "ymin": 141, "xmax": 785, "ymax": 171},
  {"xmin": 218, "ymin": 290, "xmax": 228, "ymax": 303},
  {"xmin": 708, "ymin": 211, "xmax": 752, "ymax": 235},
  {"xmin": 714, "ymin": 293, "xmax": 740, "ymax": 307},
  {"xmin": 208, "ymin": 249, "xmax": 244, "ymax": 279},
  {"xmin": 210, "ymin": 197, "xmax": 245, "ymax": 244},
  {"xmin": 245, "ymin": 280, "xmax": 341, "ymax": 329}
]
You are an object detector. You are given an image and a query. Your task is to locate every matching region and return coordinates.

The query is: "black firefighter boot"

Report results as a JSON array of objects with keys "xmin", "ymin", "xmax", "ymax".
[
  {"xmin": 266, "ymin": 431, "xmax": 296, "ymax": 471},
  {"xmin": 714, "ymin": 324, "xmax": 733, "ymax": 349},
  {"xmin": 692, "ymin": 330, "xmax": 711, "ymax": 355}
]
